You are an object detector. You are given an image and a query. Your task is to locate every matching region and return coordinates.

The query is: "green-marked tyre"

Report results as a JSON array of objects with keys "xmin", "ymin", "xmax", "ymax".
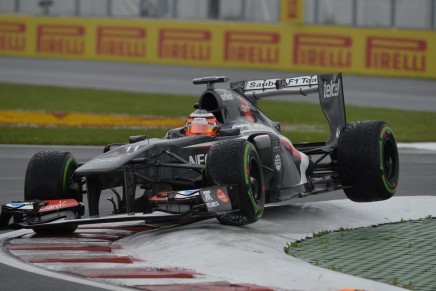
[
  {"xmin": 206, "ymin": 139, "xmax": 265, "ymax": 226},
  {"xmin": 337, "ymin": 120, "xmax": 399, "ymax": 202},
  {"xmin": 24, "ymin": 150, "xmax": 81, "ymax": 233}
]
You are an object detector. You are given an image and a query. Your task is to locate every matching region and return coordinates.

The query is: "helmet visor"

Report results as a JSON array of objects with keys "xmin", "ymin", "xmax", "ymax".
[
  {"xmin": 185, "ymin": 118, "xmax": 217, "ymax": 135},
  {"xmin": 186, "ymin": 123, "xmax": 216, "ymax": 135}
]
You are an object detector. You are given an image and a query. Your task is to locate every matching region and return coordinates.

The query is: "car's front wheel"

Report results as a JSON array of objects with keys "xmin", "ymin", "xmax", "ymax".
[
  {"xmin": 206, "ymin": 139, "xmax": 265, "ymax": 226},
  {"xmin": 24, "ymin": 150, "xmax": 81, "ymax": 234}
]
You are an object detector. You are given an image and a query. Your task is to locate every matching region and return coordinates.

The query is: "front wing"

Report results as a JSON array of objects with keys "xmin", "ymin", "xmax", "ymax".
[{"xmin": 0, "ymin": 186, "xmax": 235, "ymax": 230}]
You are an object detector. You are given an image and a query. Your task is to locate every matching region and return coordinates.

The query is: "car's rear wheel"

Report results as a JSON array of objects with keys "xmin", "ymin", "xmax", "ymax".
[
  {"xmin": 206, "ymin": 139, "xmax": 265, "ymax": 226},
  {"xmin": 337, "ymin": 121, "xmax": 399, "ymax": 202},
  {"xmin": 25, "ymin": 150, "xmax": 81, "ymax": 234}
]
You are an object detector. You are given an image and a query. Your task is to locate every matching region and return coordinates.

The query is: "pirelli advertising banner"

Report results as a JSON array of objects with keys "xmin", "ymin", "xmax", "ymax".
[{"xmin": 1, "ymin": 15, "xmax": 435, "ymax": 79}]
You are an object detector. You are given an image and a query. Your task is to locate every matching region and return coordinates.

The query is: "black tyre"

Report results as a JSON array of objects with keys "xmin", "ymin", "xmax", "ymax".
[
  {"xmin": 24, "ymin": 150, "xmax": 81, "ymax": 234},
  {"xmin": 206, "ymin": 139, "xmax": 265, "ymax": 226},
  {"xmin": 337, "ymin": 121, "xmax": 399, "ymax": 202}
]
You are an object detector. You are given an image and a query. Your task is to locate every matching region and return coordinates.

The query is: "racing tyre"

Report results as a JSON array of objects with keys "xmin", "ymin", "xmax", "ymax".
[
  {"xmin": 206, "ymin": 139, "xmax": 265, "ymax": 226},
  {"xmin": 337, "ymin": 121, "xmax": 399, "ymax": 202},
  {"xmin": 24, "ymin": 151, "xmax": 81, "ymax": 234}
]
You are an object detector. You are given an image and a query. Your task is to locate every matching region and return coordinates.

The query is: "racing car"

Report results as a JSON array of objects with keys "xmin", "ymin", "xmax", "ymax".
[{"xmin": 0, "ymin": 73, "xmax": 399, "ymax": 233}]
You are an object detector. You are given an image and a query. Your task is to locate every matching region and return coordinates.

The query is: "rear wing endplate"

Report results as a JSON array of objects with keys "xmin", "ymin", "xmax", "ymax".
[{"xmin": 230, "ymin": 73, "xmax": 346, "ymax": 147}]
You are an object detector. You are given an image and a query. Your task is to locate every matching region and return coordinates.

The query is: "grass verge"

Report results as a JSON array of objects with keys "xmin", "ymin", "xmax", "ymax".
[{"xmin": 1, "ymin": 82, "xmax": 435, "ymax": 145}]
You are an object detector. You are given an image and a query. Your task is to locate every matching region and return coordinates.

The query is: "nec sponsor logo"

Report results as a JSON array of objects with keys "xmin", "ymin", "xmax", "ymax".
[
  {"xmin": 37, "ymin": 24, "xmax": 85, "ymax": 55},
  {"xmin": 158, "ymin": 29, "xmax": 211, "ymax": 61},
  {"xmin": 366, "ymin": 36, "xmax": 426, "ymax": 73},
  {"xmin": 294, "ymin": 34, "xmax": 352, "ymax": 68},
  {"xmin": 0, "ymin": 21, "xmax": 26, "ymax": 52},
  {"xmin": 189, "ymin": 154, "xmax": 207, "ymax": 165},
  {"xmin": 323, "ymin": 79, "xmax": 341, "ymax": 99},
  {"xmin": 224, "ymin": 31, "xmax": 280, "ymax": 64},
  {"xmin": 96, "ymin": 26, "xmax": 146, "ymax": 58}
]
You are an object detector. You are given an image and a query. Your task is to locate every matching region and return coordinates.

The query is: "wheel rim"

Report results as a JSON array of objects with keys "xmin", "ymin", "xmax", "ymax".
[
  {"xmin": 383, "ymin": 139, "xmax": 397, "ymax": 183},
  {"xmin": 249, "ymin": 157, "xmax": 262, "ymax": 203}
]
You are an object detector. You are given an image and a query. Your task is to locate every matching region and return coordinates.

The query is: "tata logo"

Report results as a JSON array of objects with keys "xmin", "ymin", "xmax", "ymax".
[
  {"xmin": 323, "ymin": 79, "xmax": 341, "ymax": 99},
  {"xmin": 189, "ymin": 154, "xmax": 207, "ymax": 164}
]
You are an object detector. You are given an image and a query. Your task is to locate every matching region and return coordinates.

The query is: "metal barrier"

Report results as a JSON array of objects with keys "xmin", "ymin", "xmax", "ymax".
[{"xmin": 0, "ymin": 0, "xmax": 435, "ymax": 30}]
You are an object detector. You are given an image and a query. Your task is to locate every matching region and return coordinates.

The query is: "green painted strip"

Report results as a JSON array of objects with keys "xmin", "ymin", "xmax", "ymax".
[
  {"xmin": 382, "ymin": 176, "xmax": 395, "ymax": 194},
  {"xmin": 379, "ymin": 126, "xmax": 388, "ymax": 171},
  {"xmin": 244, "ymin": 144, "xmax": 260, "ymax": 217},
  {"xmin": 244, "ymin": 144, "xmax": 250, "ymax": 185},
  {"xmin": 379, "ymin": 125, "xmax": 396, "ymax": 192},
  {"xmin": 63, "ymin": 157, "xmax": 74, "ymax": 193}
]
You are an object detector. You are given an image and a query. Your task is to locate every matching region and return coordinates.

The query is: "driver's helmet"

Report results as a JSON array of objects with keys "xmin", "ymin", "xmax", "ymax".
[{"xmin": 185, "ymin": 109, "xmax": 218, "ymax": 136}]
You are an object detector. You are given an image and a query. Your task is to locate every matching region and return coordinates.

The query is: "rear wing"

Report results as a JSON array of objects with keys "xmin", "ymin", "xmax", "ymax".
[
  {"xmin": 230, "ymin": 75, "xmax": 319, "ymax": 98},
  {"xmin": 230, "ymin": 73, "xmax": 346, "ymax": 147}
]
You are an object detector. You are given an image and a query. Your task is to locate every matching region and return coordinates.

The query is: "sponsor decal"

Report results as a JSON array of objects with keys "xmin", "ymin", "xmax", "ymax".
[
  {"xmin": 37, "ymin": 24, "xmax": 85, "ymax": 55},
  {"xmin": 216, "ymin": 188, "xmax": 229, "ymax": 203},
  {"xmin": 177, "ymin": 189, "xmax": 199, "ymax": 196},
  {"xmin": 285, "ymin": 75, "xmax": 318, "ymax": 87},
  {"xmin": 220, "ymin": 92, "xmax": 234, "ymax": 101},
  {"xmin": 274, "ymin": 154, "xmax": 282, "ymax": 171},
  {"xmin": 323, "ymin": 78, "xmax": 341, "ymax": 99},
  {"xmin": 0, "ymin": 21, "xmax": 26, "ymax": 52},
  {"xmin": 232, "ymin": 125, "xmax": 249, "ymax": 132},
  {"xmin": 245, "ymin": 79, "xmax": 279, "ymax": 90},
  {"xmin": 39, "ymin": 199, "xmax": 79, "ymax": 213},
  {"xmin": 244, "ymin": 76, "xmax": 317, "ymax": 91},
  {"xmin": 202, "ymin": 190, "xmax": 212, "ymax": 201},
  {"xmin": 201, "ymin": 190, "xmax": 219, "ymax": 208},
  {"xmin": 189, "ymin": 153, "xmax": 207, "ymax": 165},
  {"xmin": 224, "ymin": 31, "xmax": 280, "ymax": 64},
  {"xmin": 158, "ymin": 28, "xmax": 211, "ymax": 61},
  {"xmin": 206, "ymin": 201, "xmax": 220, "ymax": 208},
  {"xmin": 238, "ymin": 96, "xmax": 255, "ymax": 122},
  {"xmin": 366, "ymin": 36, "xmax": 426, "ymax": 72},
  {"xmin": 294, "ymin": 34, "xmax": 352, "ymax": 68},
  {"xmin": 200, "ymin": 188, "xmax": 232, "ymax": 211},
  {"xmin": 96, "ymin": 26, "xmax": 146, "ymax": 58},
  {"xmin": 8, "ymin": 202, "xmax": 25, "ymax": 208}
]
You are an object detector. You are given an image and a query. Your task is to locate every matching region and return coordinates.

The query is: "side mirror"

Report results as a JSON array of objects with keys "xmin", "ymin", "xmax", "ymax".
[
  {"xmin": 129, "ymin": 135, "xmax": 146, "ymax": 143},
  {"xmin": 219, "ymin": 128, "xmax": 241, "ymax": 136}
]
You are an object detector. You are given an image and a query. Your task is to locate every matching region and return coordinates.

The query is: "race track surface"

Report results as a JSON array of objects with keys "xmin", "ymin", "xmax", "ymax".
[{"xmin": 2, "ymin": 196, "xmax": 436, "ymax": 291}]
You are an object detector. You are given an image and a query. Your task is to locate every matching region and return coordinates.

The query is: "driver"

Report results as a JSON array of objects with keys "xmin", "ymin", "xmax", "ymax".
[{"xmin": 184, "ymin": 109, "xmax": 218, "ymax": 136}]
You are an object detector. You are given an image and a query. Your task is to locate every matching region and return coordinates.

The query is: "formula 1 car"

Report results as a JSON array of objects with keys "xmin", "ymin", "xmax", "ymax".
[{"xmin": 0, "ymin": 73, "xmax": 399, "ymax": 233}]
